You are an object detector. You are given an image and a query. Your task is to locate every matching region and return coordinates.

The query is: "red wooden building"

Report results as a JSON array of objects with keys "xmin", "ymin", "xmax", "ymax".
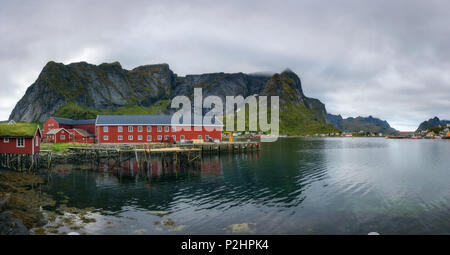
[
  {"xmin": 44, "ymin": 117, "xmax": 96, "ymax": 137},
  {"xmin": 70, "ymin": 129, "xmax": 95, "ymax": 143},
  {"xmin": 95, "ymin": 115, "xmax": 223, "ymax": 144},
  {"xmin": 0, "ymin": 123, "xmax": 41, "ymax": 155},
  {"xmin": 46, "ymin": 128, "xmax": 94, "ymax": 144}
]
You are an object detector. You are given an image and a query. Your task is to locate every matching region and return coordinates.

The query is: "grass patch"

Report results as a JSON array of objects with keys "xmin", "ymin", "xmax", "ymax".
[
  {"xmin": 41, "ymin": 143, "xmax": 92, "ymax": 153},
  {"xmin": 0, "ymin": 123, "xmax": 39, "ymax": 137}
]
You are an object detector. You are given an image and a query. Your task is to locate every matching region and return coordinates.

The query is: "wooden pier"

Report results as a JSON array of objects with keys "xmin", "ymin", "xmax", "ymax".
[
  {"xmin": 0, "ymin": 153, "xmax": 40, "ymax": 172},
  {"xmin": 0, "ymin": 141, "xmax": 261, "ymax": 172}
]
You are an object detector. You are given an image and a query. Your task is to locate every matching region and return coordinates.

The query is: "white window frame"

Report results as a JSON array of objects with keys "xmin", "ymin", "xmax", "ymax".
[
  {"xmin": 157, "ymin": 126, "xmax": 162, "ymax": 132},
  {"xmin": 147, "ymin": 126, "xmax": 151, "ymax": 132},
  {"xmin": 138, "ymin": 126, "xmax": 143, "ymax": 132},
  {"xmin": 4, "ymin": 138, "xmax": 9, "ymax": 143},
  {"xmin": 128, "ymin": 135, "xmax": 133, "ymax": 141},
  {"xmin": 147, "ymin": 135, "xmax": 152, "ymax": 141},
  {"xmin": 118, "ymin": 135, "xmax": 123, "ymax": 141},
  {"xmin": 104, "ymin": 136, "xmax": 108, "ymax": 141},
  {"xmin": 104, "ymin": 126, "xmax": 108, "ymax": 132},
  {"xmin": 198, "ymin": 135, "xmax": 202, "ymax": 140},
  {"xmin": 157, "ymin": 135, "xmax": 162, "ymax": 140},
  {"xmin": 35, "ymin": 136, "xmax": 39, "ymax": 147},
  {"xmin": 164, "ymin": 126, "xmax": 169, "ymax": 132},
  {"xmin": 164, "ymin": 135, "xmax": 168, "ymax": 140},
  {"xmin": 180, "ymin": 135, "xmax": 185, "ymax": 140},
  {"xmin": 172, "ymin": 135, "xmax": 176, "ymax": 141},
  {"xmin": 61, "ymin": 135, "xmax": 66, "ymax": 140},
  {"xmin": 118, "ymin": 126, "xmax": 123, "ymax": 132},
  {"xmin": 16, "ymin": 138, "xmax": 25, "ymax": 148},
  {"xmin": 128, "ymin": 126, "xmax": 133, "ymax": 132},
  {"xmin": 172, "ymin": 126, "xmax": 176, "ymax": 132},
  {"xmin": 138, "ymin": 135, "xmax": 143, "ymax": 141}
]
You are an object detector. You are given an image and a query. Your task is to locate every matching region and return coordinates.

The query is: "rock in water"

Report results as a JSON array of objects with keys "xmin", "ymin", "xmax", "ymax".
[{"xmin": 0, "ymin": 211, "xmax": 29, "ymax": 235}]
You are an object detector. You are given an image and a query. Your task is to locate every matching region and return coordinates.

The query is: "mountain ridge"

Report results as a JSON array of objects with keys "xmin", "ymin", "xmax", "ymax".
[
  {"xmin": 416, "ymin": 117, "xmax": 450, "ymax": 132},
  {"xmin": 327, "ymin": 113, "xmax": 397, "ymax": 134},
  {"xmin": 9, "ymin": 61, "xmax": 337, "ymax": 136}
]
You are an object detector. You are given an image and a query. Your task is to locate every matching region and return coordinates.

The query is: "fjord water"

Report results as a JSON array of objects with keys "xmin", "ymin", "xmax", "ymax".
[{"xmin": 41, "ymin": 138, "xmax": 450, "ymax": 234}]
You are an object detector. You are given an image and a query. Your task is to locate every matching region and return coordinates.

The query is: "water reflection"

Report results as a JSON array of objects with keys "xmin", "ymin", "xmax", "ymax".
[{"xmin": 39, "ymin": 139, "xmax": 450, "ymax": 234}]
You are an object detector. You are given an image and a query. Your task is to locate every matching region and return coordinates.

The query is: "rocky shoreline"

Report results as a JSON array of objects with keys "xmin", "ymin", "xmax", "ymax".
[{"xmin": 0, "ymin": 170, "xmax": 55, "ymax": 235}]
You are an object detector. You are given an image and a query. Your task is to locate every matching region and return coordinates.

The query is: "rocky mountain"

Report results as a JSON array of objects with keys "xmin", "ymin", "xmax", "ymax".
[
  {"xmin": 9, "ymin": 61, "xmax": 337, "ymax": 135},
  {"xmin": 416, "ymin": 117, "xmax": 450, "ymax": 132},
  {"xmin": 327, "ymin": 114, "xmax": 397, "ymax": 134}
]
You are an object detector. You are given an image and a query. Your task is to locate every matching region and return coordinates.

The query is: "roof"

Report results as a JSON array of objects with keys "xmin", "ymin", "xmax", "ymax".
[
  {"xmin": 46, "ymin": 128, "xmax": 69, "ymax": 135},
  {"xmin": 51, "ymin": 117, "xmax": 96, "ymax": 125},
  {"xmin": 96, "ymin": 115, "xmax": 223, "ymax": 126},
  {"xmin": 71, "ymin": 129, "xmax": 94, "ymax": 137},
  {"xmin": 0, "ymin": 123, "xmax": 40, "ymax": 138}
]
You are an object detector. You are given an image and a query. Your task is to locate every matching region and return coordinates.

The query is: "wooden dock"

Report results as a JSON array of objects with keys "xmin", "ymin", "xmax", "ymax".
[{"xmin": 0, "ymin": 141, "xmax": 261, "ymax": 172}]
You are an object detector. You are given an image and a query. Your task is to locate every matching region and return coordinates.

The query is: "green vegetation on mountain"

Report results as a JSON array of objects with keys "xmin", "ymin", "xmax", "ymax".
[
  {"xmin": 11, "ymin": 61, "xmax": 340, "ymax": 136},
  {"xmin": 54, "ymin": 100, "xmax": 171, "ymax": 120}
]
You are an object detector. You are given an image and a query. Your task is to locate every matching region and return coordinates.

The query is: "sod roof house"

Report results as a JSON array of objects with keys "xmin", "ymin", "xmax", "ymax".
[{"xmin": 0, "ymin": 123, "xmax": 41, "ymax": 154}]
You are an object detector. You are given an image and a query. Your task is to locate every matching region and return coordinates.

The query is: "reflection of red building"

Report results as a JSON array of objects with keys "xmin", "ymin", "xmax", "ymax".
[{"xmin": 201, "ymin": 157, "xmax": 223, "ymax": 176}]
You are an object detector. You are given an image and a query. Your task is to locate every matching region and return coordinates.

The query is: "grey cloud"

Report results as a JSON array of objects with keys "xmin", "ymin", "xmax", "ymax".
[{"xmin": 0, "ymin": 0, "xmax": 449, "ymax": 130}]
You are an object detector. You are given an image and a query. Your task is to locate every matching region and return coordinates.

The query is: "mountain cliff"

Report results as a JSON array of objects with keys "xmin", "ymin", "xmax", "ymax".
[
  {"xmin": 9, "ymin": 61, "xmax": 337, "ymax": 135},
  {"xmin": 327, "ymin": 114, "xmax": 397, "ymax": 134},
  {"xmin": 416, "ymin": 117, "xmax": 450, "ymax": 132}
]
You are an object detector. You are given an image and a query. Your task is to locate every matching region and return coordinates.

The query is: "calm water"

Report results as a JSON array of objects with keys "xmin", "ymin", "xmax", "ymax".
[{"xmin": 39, "ymin": 138, "xmax": 450, "ymax": 234}]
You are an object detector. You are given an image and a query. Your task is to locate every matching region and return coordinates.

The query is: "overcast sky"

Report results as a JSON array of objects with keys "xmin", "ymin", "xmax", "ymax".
[{"xmin": 1, "ymin": 0, "xmax": 449, "ymax": 130}]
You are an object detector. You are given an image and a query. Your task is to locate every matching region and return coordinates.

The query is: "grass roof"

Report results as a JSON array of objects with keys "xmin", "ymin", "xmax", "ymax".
[{"xmin": 0, "ymin": 123, "xmax": 39, "ymax": 137}]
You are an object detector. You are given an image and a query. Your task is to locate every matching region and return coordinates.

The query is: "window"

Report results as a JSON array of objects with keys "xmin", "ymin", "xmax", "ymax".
[
  {"xmin": 147, "ymin": 126, "xmax": 151, "ymax": 132},
  {"xmin": 138, "ymin": 135, "xmax": 143, "ymax": 141},
  {"xmin": 3, "ymin": 138, "xmax": 9, "ymax": 143},
  {"xmin": 164, "ymin": 126, "xmax": 169, "ymax": 132},
  {"xmin": 128, "ymin": 126, "xmax": 133, "ymax": 132},
  {"xmin": 180, "ymin": 135, "xmax": 185, "ymax": 140},
  {"xmin": 206, "ymin": 135, "xmax": 210, "ymax": 140},
  {"xmin": 172, "ymin": 135, "xmax": 176, "ymax": 141},
  {"xmin": 164, "ymin": 135, "xmax": 168, "ymax": 140},
  {"xmin": 157, "ymin": 126, "xmax": 162, "ymax": 132},
  {"xmin": 35, "ymin": 136, "xmax": 39, "ymax": 147},
  {"xmin": 61, "ymin": 135, "xmax": 66, "ymax": 140},
  {"xmin": 17, "ymin": 138, "xmax": 25, "ymax": 148},
  {"xmin": 104, "ymin": 126, "xmax": 108, "ymax": 132},
  {"xmin": 118, "ymin": 135, "xmax": 123, "ymax": 141},
  {"xmin": 118, "ymin": 126, "xmax": 123, "ymax": 132},
  {"xmin": 157, "ymin": 135, "xmax": 162, "ymax": 140},
  {"xmin": 104, "ymin": 136, "xmax": 108, "ymax": 141},
  {"xmin": 172, "ymin": 126, "xmax": 176, "ymax": 132},
  {"xmin": 128, "ymin": 135, "xmax": 133, "ymax": 140},
  {"xmin": 147, "ymin": 135, "xmax": 152, "ymax": 141},
  {"xmin": 198, "ymin": 135, "xmax": 202, "ymax": 140},
  {"xmin": 138, "ymin": 126, "xmax": 143, "ymax": 132}
]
